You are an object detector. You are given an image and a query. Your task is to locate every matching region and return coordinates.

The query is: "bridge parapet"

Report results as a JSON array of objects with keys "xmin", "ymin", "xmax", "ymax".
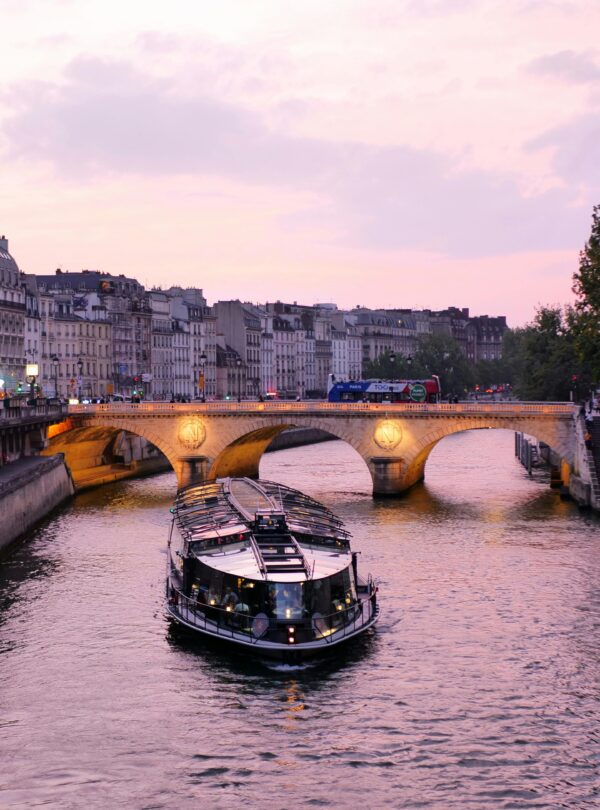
[{"xmin": 69, "ymin": 401, "xmax": 575, "ymax": 417}]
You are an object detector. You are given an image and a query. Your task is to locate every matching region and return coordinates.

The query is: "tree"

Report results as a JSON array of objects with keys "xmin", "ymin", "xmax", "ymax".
[
  {"xmin": 364, "ymin": 335, "xmax": 473, "ymax": 397},
  {"xmin": 508, "ymin": 306, "xmax": 582, "ymax": 401},
  {"xmin": 364, "ymin": 350, "xmax": 414, "ymax": 380},
  {"xmin": 412, "ymin": 334, "xmax": 474, "ymax": 398},
  {"xmin": 569, "ymin": 204, "xmax": 600, "ymax": 383}
]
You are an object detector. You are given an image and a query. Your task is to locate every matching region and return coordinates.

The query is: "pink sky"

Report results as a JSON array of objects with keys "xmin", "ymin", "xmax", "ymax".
[{"xmin": 1, "ymin": 0, "xmax": 599, "ymax": 325}]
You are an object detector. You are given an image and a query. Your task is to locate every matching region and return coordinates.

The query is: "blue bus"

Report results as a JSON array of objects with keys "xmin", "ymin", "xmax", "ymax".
[{"xmin": 327, "ymin": 375, "xmax": 441, "ymax": 404}]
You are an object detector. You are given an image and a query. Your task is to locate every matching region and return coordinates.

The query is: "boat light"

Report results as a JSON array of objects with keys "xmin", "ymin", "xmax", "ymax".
[
  {"xmin": 285, "ymin": 608, "xmax": 291, "ymax": 619},
  {"xmin": 209, "ymin": 599, "xmax": 216, "ymax": 605},
  {"xmin": 225, "ymin": 605, "xmax": 232, "ymax": 612}
]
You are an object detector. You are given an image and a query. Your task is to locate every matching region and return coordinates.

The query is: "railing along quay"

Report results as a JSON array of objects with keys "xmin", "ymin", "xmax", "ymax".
[
  {"xmin": 69, "ymin": 401, "xmax": 576, "ymax": 416},
  {"xmin": 1, "ymin": 399, "xmax": 69, "ymax": 425}
]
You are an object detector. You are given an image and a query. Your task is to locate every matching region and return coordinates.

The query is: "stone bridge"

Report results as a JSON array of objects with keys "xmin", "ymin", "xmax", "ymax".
[{"xmin": 48, "ymin": 401, "xmax": 578, "ymax": 496}]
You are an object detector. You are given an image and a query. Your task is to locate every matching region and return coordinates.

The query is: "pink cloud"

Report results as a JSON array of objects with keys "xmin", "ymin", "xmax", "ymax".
[{"xmin": 2, "ymin": 56, "xmax": 590, "ymax": 261}]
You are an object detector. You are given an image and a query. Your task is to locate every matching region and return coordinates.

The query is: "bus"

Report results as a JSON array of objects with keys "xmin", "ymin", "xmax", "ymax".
[{"xmin": 327, "ymin": 375, "xmax": 441, "ymax": 404}]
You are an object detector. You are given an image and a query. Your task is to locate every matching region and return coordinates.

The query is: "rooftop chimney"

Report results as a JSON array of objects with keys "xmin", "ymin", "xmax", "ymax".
[{"xmin": 0, "ymin": 235, "xmax": 8, "ymax": 251}]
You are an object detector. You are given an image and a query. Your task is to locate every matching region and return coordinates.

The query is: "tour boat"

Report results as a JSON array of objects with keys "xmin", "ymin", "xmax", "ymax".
[{"xmin": 166, "ymin": 477, "xmax": 379, "ymax": 660}]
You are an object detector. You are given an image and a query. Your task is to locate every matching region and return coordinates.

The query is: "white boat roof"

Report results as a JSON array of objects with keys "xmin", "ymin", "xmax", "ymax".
[
  {"xmin": 190, "ymin": 543, "xmax": 350, "ymax": 581},
  {"xmin": 172, "ymin": 477, "xmax": 352, "ymax": 582}
]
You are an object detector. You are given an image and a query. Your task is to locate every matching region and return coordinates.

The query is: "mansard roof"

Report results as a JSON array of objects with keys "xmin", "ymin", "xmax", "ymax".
[{"xmin": 0, "ymin": 244, "xmax": 20, "ymax": 279}]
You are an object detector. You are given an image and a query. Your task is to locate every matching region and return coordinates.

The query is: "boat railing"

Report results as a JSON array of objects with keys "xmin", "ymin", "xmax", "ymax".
[{"xmin": 167, "ymin": 585, "xmax": 378, "ymax": 645}]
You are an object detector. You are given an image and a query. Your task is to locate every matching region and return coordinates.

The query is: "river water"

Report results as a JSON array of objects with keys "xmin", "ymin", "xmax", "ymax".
[{"xmin": 1, "ymin": 430, "xmax": 600, "ymax": 809}]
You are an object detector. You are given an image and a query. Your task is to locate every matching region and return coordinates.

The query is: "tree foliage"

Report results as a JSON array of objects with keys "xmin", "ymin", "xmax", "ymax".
[
  {"xmin": 364, "ymin": 334, "xmax": 473, "ymax": 398},
  {"xmin": 568, "ymin": 204, "xmax": 600, "ymax": 382},
  {"xmin": 506, "ymin": 306, "xmax": 583, "ymax": 401},
  {"xmin": 412, "ymin": 334, "xmax": 473, "ymax": 397}
]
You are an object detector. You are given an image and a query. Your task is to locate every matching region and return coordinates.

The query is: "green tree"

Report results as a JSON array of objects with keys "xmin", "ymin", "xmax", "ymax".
[
  {"xmin": 568, "ymin": 204, "xmax": 600, "ymax": 383},
  {"xmin": 473, "ymin": 356, "xmax": 515, "ymax": 392},
  {"xmin": 413, "ymin": 334, "xmax": 474, "ymax": 398},
  {"xmin": 508, "ymin": 306, "xmax": 581, "ymax": 401},
  {"xmin": 364, "ymin": 350, "xmax": 414, "ymax": 380},
  {"xmin": 364, "ymin": 335, "xmax": 473, "ymax": 397}
]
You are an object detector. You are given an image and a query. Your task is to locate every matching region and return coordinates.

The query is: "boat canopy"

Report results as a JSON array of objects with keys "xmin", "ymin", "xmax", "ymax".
[{"xmin": 173, "ymin": 478, "xmax": 350, "ymax": 547}]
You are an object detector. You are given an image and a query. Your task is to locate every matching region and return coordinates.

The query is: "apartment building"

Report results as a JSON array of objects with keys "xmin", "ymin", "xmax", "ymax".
[{"xmin": 0, "ymin": 236, "xmax": 25, "ymax": 394}]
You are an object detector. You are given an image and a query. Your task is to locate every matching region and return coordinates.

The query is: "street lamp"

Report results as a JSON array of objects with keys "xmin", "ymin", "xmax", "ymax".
[
  {"xmin": 26, "ymin": 362, "xmax": 39, "ymax": 404},
  {"xmin": 199, "ymin": 350, "xmax": 207, "ymax": 402},
  {"xmin": 77, "ymin": 357, "xmax": 83, "ymax": 401},
  {"xmin": 388, "ymin": 351, "xmax": 396, "ymax": 400},
  {"xmin": 51, "ymin": 354, "xmax": 60, "ymax": 398},
  {"xmin": 236, "ymin": 357, "xmax": 242, "ymax": 402}
]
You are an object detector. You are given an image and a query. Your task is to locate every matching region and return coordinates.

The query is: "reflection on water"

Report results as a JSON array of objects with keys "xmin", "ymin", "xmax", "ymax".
[{"xmin": 1, "ymin": 429, "xmax": 600, "ymax": 809}]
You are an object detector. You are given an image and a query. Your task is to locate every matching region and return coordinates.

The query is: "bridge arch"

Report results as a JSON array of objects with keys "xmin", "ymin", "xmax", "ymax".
[
  {"xmin": 205, "ymin": 418, "xmax": 368, "ymax": 482},
  {"xmin": 45, "ymin": 418, "xmax": 177, "ymax": 486},
  {"xmin": 398, "ymin": 416, "xmax": 575, "ymax": 492}
]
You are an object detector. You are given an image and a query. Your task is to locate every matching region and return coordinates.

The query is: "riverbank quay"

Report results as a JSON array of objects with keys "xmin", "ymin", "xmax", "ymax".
[
  {"xmin": 517, "ymin": 414, "xmax": 600, "ymax": 512},
  {"xmin": 0, "ymin": 455, "xmax": 74, "ymax": 552}
]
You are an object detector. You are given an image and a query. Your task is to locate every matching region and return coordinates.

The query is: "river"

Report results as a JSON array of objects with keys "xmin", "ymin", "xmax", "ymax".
[{"xmin": 1, "ymin": 430, "xmax": 599, "ymax": 809}]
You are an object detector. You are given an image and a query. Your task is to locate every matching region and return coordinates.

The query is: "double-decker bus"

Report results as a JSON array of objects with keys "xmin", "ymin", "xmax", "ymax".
[{"xmin": 327, "ymin": 375, "xmax": 441, "ymax": 404}]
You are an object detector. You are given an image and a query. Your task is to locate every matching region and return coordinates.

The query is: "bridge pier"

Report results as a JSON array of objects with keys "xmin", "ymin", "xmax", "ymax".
[
  {"xmin": 369, "ymin": 456, "xmax": 421, "ymax": 497},
  {"xmin": 176, "ymin": 456, "xmax": 211, "ymax": 489}
]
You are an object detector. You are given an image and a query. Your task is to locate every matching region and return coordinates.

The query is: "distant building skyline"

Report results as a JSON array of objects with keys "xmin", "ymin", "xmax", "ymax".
[{"xmin": 2, "ymin": 236, "xmax": 508, "ymax": 401}]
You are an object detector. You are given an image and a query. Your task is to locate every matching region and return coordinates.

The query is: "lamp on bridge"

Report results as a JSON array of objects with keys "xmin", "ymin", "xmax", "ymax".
[
  {"xmin": 236, "ymin": 356, "xmax": 242, "ymax": 402},
  {"xmin": 51, "ymin": 354, "xmax": 60, "ymax": 398},
  {"xmin": 25, "ymin": 362, "xmax": 39, "ymax": 404},
  {"xmin": 388, "ymin": 352, "xmax": 396, "ymax": 399},
  {"xmin": 200, "ymin": 351, "xmax": 207, "ymax": 402},
  {"xmin": 77, "ymin": 357, "xmax": 83, "ymax": 402}
]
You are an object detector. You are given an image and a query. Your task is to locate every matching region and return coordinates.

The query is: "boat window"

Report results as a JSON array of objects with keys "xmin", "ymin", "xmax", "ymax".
[
  {"xmin": 305, "ymin": 566, "xmax": 356, "ymax": 618},
  {"xmin": 267, "ymin": 583, "xmax": 305, "ymax": 620},
  {"xmin": 254, "ymin": 513, "xmax": 286, "ymax": 532}
]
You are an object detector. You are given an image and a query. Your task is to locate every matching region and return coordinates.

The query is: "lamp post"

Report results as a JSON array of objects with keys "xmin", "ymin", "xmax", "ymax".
[
  {"xmin": 199, "ymin": 350, "xmax": 207, "ymax": 402},
  {"xmin": 26, "ymin": 362, "xmax": 39, "ymax": 404},
  {"xmin": 51, "ymin": 354, "xmax": 59, "ymax": 398},
  {"xmin": 77, "ymin": 357, "xmax": 83, "ymax": 401},
  {"xmin": 388, "ymin": 351, "xmax": 396, "ymax": 400},
  {"xmin": 236, "ymin": 357, "xmax": 242, "ymax": 402}
]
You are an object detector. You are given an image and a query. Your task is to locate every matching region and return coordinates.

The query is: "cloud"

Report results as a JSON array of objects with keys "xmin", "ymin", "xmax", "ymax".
[
  {"xmin": 528, "ymin": 111, "xmax": 600, "ymax": 185},
  {"xmin": 136, "ymin": 31, "xmax": 184, "ymax": 53},
  {"xmin": 526, "ymin": 49, "xmax": 600, "ymax": 84},
  {"xmin": 1, "ymin": 56, "xmax": 588, "ymax": 258}
]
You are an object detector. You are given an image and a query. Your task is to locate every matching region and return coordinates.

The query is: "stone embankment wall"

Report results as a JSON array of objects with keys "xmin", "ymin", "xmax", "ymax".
[
  {"xmin": 568, "ymin": 415, "xmax": 600, "ymax": 510},
  {"xmin": 0, "ymin": 455, "xmax": 74, "ymax": 552}
]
